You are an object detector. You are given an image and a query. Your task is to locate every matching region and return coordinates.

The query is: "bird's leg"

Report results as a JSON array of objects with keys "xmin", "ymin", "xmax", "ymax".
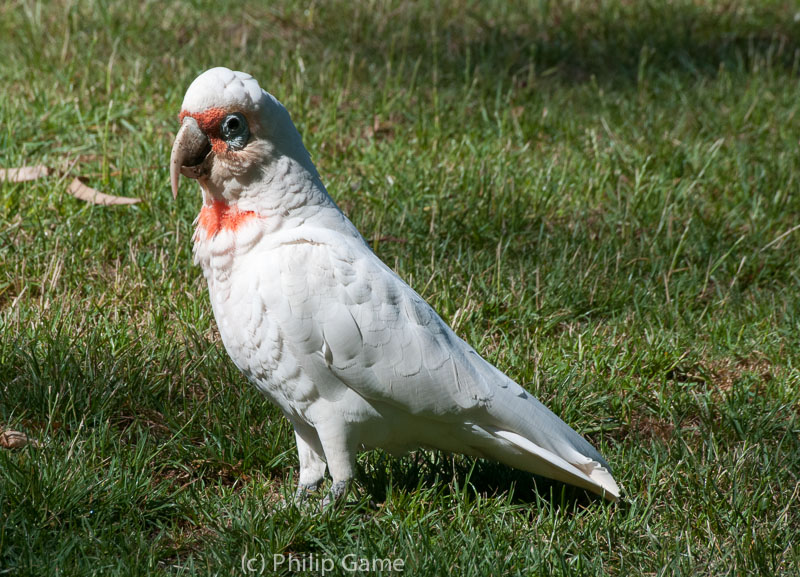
[
  {"xmin": 316, "ymin": 422, "xmax": 357, "ymax": 507},
  {"xmin": 293, "ymin": 428, "xmax": 327, "ymax": 501}
]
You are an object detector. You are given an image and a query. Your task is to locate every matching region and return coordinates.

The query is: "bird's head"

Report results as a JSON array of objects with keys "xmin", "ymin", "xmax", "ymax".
[{"xmin": 170, "ymin": 67, "xmax": 316, "ymax": 208}]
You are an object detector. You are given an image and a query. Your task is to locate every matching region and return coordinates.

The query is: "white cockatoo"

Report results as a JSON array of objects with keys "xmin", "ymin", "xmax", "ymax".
[{"xmin": 170, "ymin": 67, "xmax": 620, "ymax": 503}]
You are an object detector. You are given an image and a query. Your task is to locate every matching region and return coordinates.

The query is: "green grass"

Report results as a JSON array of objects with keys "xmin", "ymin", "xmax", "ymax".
[{"xmin": 1, "ymin": 0, "xmax": 799, "ymax": 574}]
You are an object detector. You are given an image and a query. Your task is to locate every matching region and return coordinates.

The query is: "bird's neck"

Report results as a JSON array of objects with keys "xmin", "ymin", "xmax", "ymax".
[{"xmin": 190, "ymin": 157, "xmax": 364, "ymax": 272}]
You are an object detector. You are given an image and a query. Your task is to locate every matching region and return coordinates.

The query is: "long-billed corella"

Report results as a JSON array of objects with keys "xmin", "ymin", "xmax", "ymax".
[{"xmin": 169, "ymin": 67, "xmax": 620, "ymax": 505}]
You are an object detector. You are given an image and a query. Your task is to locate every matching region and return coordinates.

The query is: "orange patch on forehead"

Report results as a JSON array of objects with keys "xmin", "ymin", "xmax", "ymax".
[
  {"xmin": 179, "ymin": 107, "xmax": 227, "ymax": 136},
  {"xmin": 179, "ymin": 107, "xmax": 240, "ymax": 156},
  {"xmin": 198, "ymin": 201, "xmax": 259, "ymax": 239}
]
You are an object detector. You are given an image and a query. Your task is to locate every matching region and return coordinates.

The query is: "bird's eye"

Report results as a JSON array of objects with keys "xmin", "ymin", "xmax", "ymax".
[{"xmin": 220, "ymin": 113, "xmax": 249, "ymax": 150}]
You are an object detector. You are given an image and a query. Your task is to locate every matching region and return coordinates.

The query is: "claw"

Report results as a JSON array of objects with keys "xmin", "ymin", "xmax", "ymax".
[
  {"xmin": 294, "ymin": 480, "xmax": 322, "ymax": 502},
  {"xmin": 322, "ymin": 480, "xmax": 350, "ymax": 508}
]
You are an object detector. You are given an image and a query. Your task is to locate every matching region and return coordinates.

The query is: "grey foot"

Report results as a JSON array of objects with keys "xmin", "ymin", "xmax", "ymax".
[
  {"xmin": 294, "ymin": 480, "xmax": 322, "ymax": 502},
  {"xmin": 322, "ymin": 480, "xmax": 350, "ymax": 508}
]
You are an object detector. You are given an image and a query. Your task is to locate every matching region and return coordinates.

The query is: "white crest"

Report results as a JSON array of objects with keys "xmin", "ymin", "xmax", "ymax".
[{"xmin": 180, "ymin": 67, "xmax": 264, "ymax": 114}]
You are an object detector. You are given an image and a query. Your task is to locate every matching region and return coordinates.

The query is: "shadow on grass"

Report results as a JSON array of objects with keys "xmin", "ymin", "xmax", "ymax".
[
  {"xmin": 357, "ymin": 450, "xmax": 607, "ymax": 511},
  {"xmin": 301, "ymin": 1, "xmax": 800, "ymax": 88}
]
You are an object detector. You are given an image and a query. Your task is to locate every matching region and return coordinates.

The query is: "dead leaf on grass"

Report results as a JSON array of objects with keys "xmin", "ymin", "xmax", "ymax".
[
  {"xmin": 0, "ymin": 429, "xmax": 41, "ymax": 449},
  {"xmin": 0, "ymin": 164, "xmax": 141, "ymax": 205},
  {"xmin": 0, "ymin": 165, "xmax": 51, "ymax": 182},
  {"xmin": 68, "ymin": 178, "xmax": 140, "ymax": 205}
]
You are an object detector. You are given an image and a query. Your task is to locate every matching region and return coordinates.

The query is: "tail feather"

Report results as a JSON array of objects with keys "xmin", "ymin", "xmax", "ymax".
[
  {"xmin": 466, "ymin": 357, "xmax": 620, "ymax": 500},
  {"xmin": 489, "ymin": 428, "xmax": 620, "ymax": 501}
]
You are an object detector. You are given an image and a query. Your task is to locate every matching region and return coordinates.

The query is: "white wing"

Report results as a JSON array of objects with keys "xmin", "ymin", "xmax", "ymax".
[{"xmin": 260, "ymin": 229, "xmax": 493, "ymax": 415}]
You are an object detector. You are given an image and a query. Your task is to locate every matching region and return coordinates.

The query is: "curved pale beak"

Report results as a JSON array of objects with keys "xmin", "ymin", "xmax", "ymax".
[{"xmin": 170, "ymin": 116, "xmax": 212, "ymax": 199}]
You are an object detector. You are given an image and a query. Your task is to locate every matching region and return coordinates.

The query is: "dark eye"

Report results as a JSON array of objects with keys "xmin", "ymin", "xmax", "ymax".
[{"xmin": 220, "ymin": 113, "xmax": 249, "ymax": 150}]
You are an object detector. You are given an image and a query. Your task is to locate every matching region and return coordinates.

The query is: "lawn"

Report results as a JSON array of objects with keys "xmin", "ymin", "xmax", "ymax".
[{"xmin": 1, "ymin": 0, "xmax": 799, "ymax": 575}]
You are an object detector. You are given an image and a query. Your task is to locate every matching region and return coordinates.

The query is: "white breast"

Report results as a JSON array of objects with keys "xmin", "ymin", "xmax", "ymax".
[{"xmin": 193, "ymin": 220, "xmax": 320, "ymax": 419}]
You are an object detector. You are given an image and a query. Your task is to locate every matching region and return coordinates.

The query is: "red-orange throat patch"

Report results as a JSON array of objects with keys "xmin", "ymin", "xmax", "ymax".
[{"xmin": 197, "ymin": 201, "xmax": 258, "ymax": 238}]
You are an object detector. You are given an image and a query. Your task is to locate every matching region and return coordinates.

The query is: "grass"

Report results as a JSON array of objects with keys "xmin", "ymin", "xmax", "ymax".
[{"xmin": 1, "ymin": 0, "xmax": 799, "ymax": 574}]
